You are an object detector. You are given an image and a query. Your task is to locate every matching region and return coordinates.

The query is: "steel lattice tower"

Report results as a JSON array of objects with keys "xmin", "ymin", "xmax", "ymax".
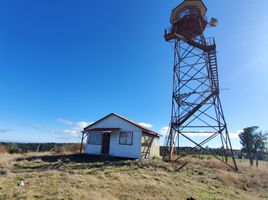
[{"xmin": 164, "ymin": 0, "xmax": 237, "ymax": 170}]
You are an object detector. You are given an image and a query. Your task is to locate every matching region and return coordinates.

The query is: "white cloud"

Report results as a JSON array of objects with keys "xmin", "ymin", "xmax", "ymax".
[
  {"xmin": 0, "ymin": 128, "xmax": 12, "ymax": 133},
  {"xmin": 158, "ymin": 126, "xmax": 242, "ymax": 140},
  {"xmin": 184, "ymin": 130, "xmax": 243, "ymax": 139},
  {"xmin": 228, "ymin": 130, "xmax": 243, "ymax": 139},
  {"xmin": 184, "ymin": 132, "xmax": 214, "ymax": 137},
  {"xmin": 158, "ymin": 127, "xmax": 215, "ymax": 138},
  {"xmin": 57, "ymin": 118, "xmax": 74, "ymax": 126},
  {"xmin": 159, "ymin": 126, "xmax": 170, "ymax": 136},
  {"xmin": 50, "ymin": 129, "xmax": 57, "ymax": 134},
  {"xmin": 28, "ymin": 124, "xmax": 43, "ymax": 130},
  {"xmin": 53, "ymin": 120, "xmax": 94, "ymax": 137},
  {"xmin": 138, "ymin": 122, "xmax": 153, "ymax": 129},
  {"xmin": 75, "ymin": 121, "xmax": 93, "ymax": 129},
  {"xmin": 51, "ymin": 128, "xmax": 81, "ymax": 138},
  {"xmin": 62, "ymin": 129, "xmax": 80, "ymax": 137}
]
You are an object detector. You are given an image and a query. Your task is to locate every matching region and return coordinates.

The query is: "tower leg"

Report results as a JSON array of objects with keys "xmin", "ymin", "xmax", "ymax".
[{"xmin": 164, "ymin": 37, "xmax": 238, "ymax": 171}]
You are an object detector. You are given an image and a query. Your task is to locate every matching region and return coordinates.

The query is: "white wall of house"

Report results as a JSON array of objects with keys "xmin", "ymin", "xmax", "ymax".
[
  {"xmin": 84, "ymin": 115, "xmax": 142, "ymax": 159},
  {"xmin": 85, "ymin": 143, "xmax": 102, "ymax": 155},
  {"xmin": 109, "ymin": 130, "xmax": 141, "ymax": 158}
]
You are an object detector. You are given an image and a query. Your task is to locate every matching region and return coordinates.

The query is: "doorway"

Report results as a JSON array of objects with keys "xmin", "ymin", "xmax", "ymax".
[{"xmin": 101, "ymin": 133, "xmax": 110, "ymax": 155}]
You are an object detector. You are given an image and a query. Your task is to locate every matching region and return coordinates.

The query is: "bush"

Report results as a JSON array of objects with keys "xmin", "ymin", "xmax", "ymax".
[
  {"xmin": 55, "ymin": 144, "xmax": 81, "ymax": 154},
  {"xmin": 8, "ymin": 148, "xmax": 21, "ymax": 154},
  {"xmin": 0, "ymin": 145, "xmax": 7, "ymax": 153}
]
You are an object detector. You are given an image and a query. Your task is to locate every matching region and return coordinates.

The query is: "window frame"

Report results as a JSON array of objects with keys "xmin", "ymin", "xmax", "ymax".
[
  {"xmin": 174, "ymin": 7, "xmax": 200, "ymax": 23},
  {"xmin": 119, "ymin": 131, "xmax": 133, "ymax": 146},
  {"xmin": 87, "ymin": 133, "xmax": 103, "ymax": 145}
]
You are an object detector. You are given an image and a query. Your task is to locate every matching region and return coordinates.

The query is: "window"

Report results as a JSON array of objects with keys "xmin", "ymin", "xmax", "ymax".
[
  {"xmin": 174, "ymin": 7, "xmax": 200, "ymax": 23},
  {"xmin": 88, "ymin": 133, "xmax": 102, "ymax": 145},
  {"xmin": 119, "ymin": 132, "xmax": 133, "ymax": 145}
]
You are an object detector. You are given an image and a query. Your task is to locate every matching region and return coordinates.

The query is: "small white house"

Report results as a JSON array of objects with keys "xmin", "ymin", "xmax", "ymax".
[{"xmin": 82, "ymin": 113, "xmax": 160, "ymax": 159}]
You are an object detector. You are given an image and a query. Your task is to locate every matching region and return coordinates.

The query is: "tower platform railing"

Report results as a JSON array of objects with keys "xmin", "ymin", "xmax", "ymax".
[{"xmin": 164, "ymin": 27, "xmax": 216, "ymax": 50}]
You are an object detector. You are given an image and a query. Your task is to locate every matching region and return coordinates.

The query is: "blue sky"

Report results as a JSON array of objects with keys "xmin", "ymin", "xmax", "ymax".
[{"xmin": 0, "ymin": 0, "xmax": 267, "ymax": 149}]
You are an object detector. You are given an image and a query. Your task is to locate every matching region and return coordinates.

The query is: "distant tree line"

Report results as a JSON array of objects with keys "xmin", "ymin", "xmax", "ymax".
[
  {"xmin": 160, "ymin": 146, "xmax": 242, "ymax": 158},
  {"xmin": 0, "ymin": 143, "xmax": 81, "ymax": 154}
]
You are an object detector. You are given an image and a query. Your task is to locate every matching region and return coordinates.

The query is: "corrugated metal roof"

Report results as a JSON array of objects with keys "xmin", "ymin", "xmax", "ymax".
[{"xmin": 84, "ymin": 113, "xmax": 160, "ymax": 137}]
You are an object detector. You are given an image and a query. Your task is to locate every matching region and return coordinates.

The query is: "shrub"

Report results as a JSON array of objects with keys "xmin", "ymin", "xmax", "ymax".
[
  {"xmin": 8, "ymin": 148, "xmax": 21, "ymax": 154},
  {"xmin": 55, "ymin": 144, "xmax": 81, "ymax": 154},
  {"xmin": 0, "ymin": 145, "xmax": 7, "ymax": 153}
]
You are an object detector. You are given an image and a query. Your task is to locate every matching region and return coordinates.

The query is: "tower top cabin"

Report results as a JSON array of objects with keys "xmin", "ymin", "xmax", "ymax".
[{"xmin": 165, "ymin": 0, "xmax": 208, "ymax": 41}]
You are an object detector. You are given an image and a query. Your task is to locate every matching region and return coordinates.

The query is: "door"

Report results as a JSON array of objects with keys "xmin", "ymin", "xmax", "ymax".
[{"xmin": 101, "ymin": 133, "xmax": 110, "ymax": 155}]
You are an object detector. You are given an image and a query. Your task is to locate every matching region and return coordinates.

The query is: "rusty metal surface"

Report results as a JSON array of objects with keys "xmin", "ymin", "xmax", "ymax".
[{"xmin": 164, "ymin": 1, "xmax": 237, "ymax": 171}]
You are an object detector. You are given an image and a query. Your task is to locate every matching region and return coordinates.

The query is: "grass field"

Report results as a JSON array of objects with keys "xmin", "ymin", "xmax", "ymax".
[{"xmin": 0, "ymin": 153, "xmax": 267, "ymax": 200}]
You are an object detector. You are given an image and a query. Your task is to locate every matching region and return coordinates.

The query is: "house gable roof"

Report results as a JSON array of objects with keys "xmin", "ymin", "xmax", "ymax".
[{"xmin": 84, "ymin": 113, "xmax": 160, "ymax": 137}]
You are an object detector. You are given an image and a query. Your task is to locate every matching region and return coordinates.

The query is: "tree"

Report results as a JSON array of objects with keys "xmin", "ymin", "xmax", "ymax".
[
  {"xmin": 239, "ymin": 126, "xmax": 267, "ymax": 166},
  {"xmin": 254, "ymin": 131, "xmax": 268, "ymax": 166},
  {"xmin": 265, "ymin": 144, "xmax": 268, "ymax": 161}
]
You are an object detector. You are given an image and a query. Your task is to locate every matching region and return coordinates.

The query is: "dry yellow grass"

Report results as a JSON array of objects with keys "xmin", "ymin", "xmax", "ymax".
[{"xmin": 0, "ymin": 152, "xmax": 267, "ymax": 200}]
